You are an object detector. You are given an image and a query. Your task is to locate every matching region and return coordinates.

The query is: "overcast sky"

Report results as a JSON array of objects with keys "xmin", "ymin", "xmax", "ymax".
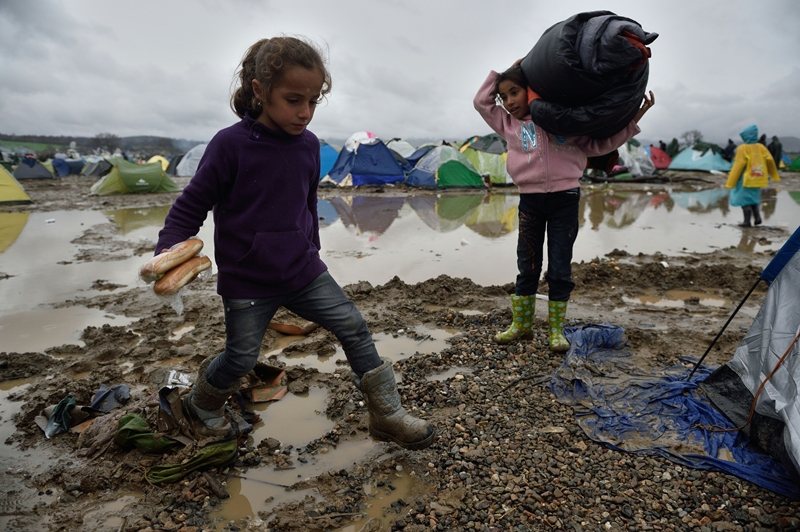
[{"xmin": 2, "ymin": 0, "xmax": 799, "ymax": 147}]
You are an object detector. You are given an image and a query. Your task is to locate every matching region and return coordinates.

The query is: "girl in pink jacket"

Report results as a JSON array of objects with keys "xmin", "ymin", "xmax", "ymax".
[{"xmin": 474, "ymin": 64, "xmax": 654, "ymax": 351}]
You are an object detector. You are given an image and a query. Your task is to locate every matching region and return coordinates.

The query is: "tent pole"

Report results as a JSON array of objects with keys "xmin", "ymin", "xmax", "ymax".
[{"xmin": 686, "ymin": 277, "xmax": 762, "ymax": 381}]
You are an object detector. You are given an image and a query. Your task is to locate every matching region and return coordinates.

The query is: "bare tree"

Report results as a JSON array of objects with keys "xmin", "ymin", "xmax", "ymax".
[
  {"xmin": 679, "ymin": 130, "xmax": 703, "ymax": 148},
  {"xmin": 91, "ymin": 133, "xmax": 121, "ymax": 152}
]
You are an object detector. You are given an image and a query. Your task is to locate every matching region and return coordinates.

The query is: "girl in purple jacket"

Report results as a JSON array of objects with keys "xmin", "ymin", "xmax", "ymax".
[
  {"xmin": 152, "ymin": 37, "xmax": 434, "ymax": 449},
  {"xmin": 474, "ymin": 63, "xmax": 654, "ymax": 351}
]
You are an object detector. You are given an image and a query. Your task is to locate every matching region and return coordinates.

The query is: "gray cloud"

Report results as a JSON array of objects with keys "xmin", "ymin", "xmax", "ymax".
[{"xmin": 2, "ymin": 0, "xmax": 799, "ymax": 146}]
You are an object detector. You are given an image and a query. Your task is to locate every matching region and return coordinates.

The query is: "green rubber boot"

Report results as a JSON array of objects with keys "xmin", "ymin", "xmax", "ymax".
[
  {"xmin": 494, "ymin": 295, "xmax": 534, "ymax": 344},
  {"xmin": 548, "ymin": 300, "xmax": 570, "ymax": 352}
]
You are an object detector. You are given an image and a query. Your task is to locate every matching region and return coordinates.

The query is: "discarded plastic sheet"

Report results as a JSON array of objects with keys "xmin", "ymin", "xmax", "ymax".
[
  {"xmin": 85, "ymin": 383, "xmax": 131, "ymax": 413},
  {"xmin": 34, "ymin": 396, "xmax": 91, "ymax": 438},
  {"xmin": 549, "ymin": 323, "xmax": 800, "ymax": 499}
]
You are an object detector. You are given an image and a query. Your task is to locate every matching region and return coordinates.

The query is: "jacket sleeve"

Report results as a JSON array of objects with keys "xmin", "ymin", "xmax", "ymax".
[
  {"xmin": 473, "ymin": 71, "xmax": 511, "ymax": 137},
  {"xmin": 725, "ymin": 147, "xmax": 747, "ymax": 188},
  {"xmin": 156, "ymin": 137, "xmax": 233, "ymax": 253},
  {"xmin": 572, "ymin": 121, "xmax": 641, "ymax": 157}
]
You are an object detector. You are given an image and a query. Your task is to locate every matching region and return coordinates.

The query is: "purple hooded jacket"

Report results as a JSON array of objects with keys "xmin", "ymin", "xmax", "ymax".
[{"xmin": 155, "ymin": 113, "xmax": 327, "ymax": 298}]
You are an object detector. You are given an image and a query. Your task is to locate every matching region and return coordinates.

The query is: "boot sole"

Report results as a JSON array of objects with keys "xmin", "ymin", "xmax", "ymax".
[{"xmin": 369, "ymin": 426, "xmax": 436, "ymax": 450}]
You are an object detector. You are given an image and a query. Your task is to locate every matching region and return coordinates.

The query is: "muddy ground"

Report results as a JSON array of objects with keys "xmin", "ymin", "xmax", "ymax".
[{"xmin": 1, "ymin": 172, "xmax": 799, "ymax": 531}]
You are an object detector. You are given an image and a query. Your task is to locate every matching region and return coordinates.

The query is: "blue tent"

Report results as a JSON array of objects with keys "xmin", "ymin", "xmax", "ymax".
[
  {"xmin": 319, "ymin": 141, "xmax": 339, "ymax": 179},
  {"xmin": 326, "ymin": 141, "xmax": 405, "ymax": 186},
  {"xmin": 52, "ymin": 158, "xmax": 86, "ymax": 177},
  {"xmin": 668, "ymin": 147, "xmax": 732, "ymax": 172}
]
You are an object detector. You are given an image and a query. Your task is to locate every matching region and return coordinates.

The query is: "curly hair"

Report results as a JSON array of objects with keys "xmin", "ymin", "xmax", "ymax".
[{"xmin": 230, "ymin": 36, "xmax": 332, "ymax": 118}]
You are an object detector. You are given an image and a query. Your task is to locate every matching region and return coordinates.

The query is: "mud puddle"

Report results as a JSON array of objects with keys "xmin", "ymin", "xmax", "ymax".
[{"xmin": 335, "ymin": 470, "xmax": 424, "ymax": 532}]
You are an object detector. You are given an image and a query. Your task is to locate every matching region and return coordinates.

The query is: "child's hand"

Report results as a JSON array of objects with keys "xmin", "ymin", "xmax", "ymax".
[{"xmin": 633, "ymin": 90, "xmax": 655, "ymax": 123}]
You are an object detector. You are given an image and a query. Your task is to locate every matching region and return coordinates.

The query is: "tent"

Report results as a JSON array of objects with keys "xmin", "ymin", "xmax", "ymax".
[
  {"xmin": 0, "ymin": 212, "xmax": 30, "ymax": 254},
  {"xmin": 647, "ymin": 146, "xmax": 671, "ymax": 169},
  {"xmin": 175, "ymin": 143, "xmax": 207, "ymax": 177},
  {"xmin": 166, "ymin": 154, "xmax": 183, "ymax": 176},
  {"xmin": 52, "ymin": 158, "xmax": 86, "ymax": 177},
  {"xmin": 319, "ymin": 140, "xmax": 340, "ymax": 179},
  {"xmin": 461, "ymin": 133, "xmax": 511, "ymax": 185},
  {"xmin": 668, "ymin": 147, "xmax": 732, "ymax": 172},
  {"xmin": 385, "ymin": 138, "xmax": 416, "ymax": 159},
  {"xmin": 82, "ymin": 158, "xmax": 113, "ymax": 177},
  {"xmin": 89, "ymin": 158, "xmax": 180, "ymax": 196},
  {"xmin": 14, "ymin": 158, "xmax": 54, "ymax": 179},
  {"xmin": 325, "ymin": 133, "xmax": 405, "ymax": 186},
  {"xmin": 700, "ymin": 226, "xmax": 800, "ymax": 487},
  {"xmin": 147, "ymin": 155, "xmax": 169, "ymax": 171},
  {"xmin": 0, "ymin": 166, "xmax": 32, "ymax": 205},
  {"xmin": 405, "ymin": 146, "xmax": 485, "ymax": 188},
  {"xmin": 788, "ymin": 156, "xmax": 800, "ymax": 172}
]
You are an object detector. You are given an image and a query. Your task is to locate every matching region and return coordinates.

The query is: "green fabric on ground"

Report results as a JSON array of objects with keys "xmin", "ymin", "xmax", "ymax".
[
  {"xmin": 114, "ymin": 413, "xmax": 183, "ymax": 454},
  {"xmin": 145, "ymin": 438, "xmax": 238, "ymax": 484}
]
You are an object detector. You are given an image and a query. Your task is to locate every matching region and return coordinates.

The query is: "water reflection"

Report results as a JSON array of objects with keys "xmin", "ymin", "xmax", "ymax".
[
  {"xmin": 329, "ymin": 196, "xmax": 405, "ymax": 240},
  {"xmin": 0, "ymin": 212, "xmax": 30, "ymax": 254},
  {"xmin": 105, "ymin": 206, "xmax": 171, "ymax": 235}
]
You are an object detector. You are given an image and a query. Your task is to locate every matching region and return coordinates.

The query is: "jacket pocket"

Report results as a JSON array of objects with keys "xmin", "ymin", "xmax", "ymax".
[{"xmin": 236, "ymin": 230, "xmax": 311, "ymax": 282}]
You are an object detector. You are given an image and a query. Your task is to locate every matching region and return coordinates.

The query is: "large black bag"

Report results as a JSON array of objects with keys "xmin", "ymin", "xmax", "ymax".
[{"xmin": 520, "ymin": 11, "xmax": 657, "ymax": 139}]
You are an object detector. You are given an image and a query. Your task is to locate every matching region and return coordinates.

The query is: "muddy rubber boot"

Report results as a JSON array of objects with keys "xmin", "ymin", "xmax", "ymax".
[
  {"xmin": 183, "ymin": 356, "xmax": 240, "ymax": 439},
  {"xmin": 548, "ymin": 300, "xmax": 570, "ymax": 353},
  {"xmin": 356, "ymin": 357, "xmax": 435, "ymax": 450},
  {"xmin": 494, "ymin": 294, "xmax": 534, "ymax": 344},
  {"xmin": 738, "ymin": 206, "xmax": 752, "ymax": 227},
  {"xmin": 752, "ymin": 204, "xmax": 762, "ymax": 226}
]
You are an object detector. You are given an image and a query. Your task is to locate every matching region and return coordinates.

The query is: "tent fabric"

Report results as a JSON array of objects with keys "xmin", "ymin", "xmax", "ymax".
[
  {"xmin": 89, "ymin": 158, "xmax": 180, "ymax": 196},
  {"xmin": 386, "ymin": 138, "xmax": 416, "ymax": 158},
  {"xmin": 0, "ymin": 167, "xmax": 32, "ymax": 205},
  {"xmin": 81, "ymin": 158, "xmax": 113, "ymax": 177},
  {"xmin": 14, "ymin": 159, "xmax": 54, "ymax": 179},
  {"xmin": 405, "ymin": 146, "xmax": 485, "ymax": 188},
  {"xmin": 550, "ymin": 323, "xmax": 800, "ymax": 499},
  {"xmin": 700, "ymin": 227, "xmax": 800, "ymax": 490},
  {"xmin": 461, "ymin": 133, "xmax": 511, "ymax": 185},
  {"xmin": 647, "ymin": 146, "xmax": 671, "ymax": 169},
  {"xmin": 520, "ymin": 11, "xmax": 656, "ymax": 138},
  {"xmin": 175, "ymin": 143, "xmax": 207, "ymax": 177},
  {"xmin": 166, "ymin": 154, "xmax": 183, "ymax": 176},
  {"xmin": 52, "ymin": 158, "xmax": 85, "ymax": 177},
  {"xmin": 0, "ymin": 212, "xmax": 31, "ymax": 253},
  {"xmin": 668, "ymin": 147, "xmax": 733, "ymax": 172},
  {"xmin": 319, "ymin": 141, "xmax": 339, "ymax": 179},
  {"xmin": 789, "ymin": 156, "xmax": 800, "ymax": 172},
  {"xmin": 147, "ymin": 155, "xmax": 169, "ymax": 171},
  {"xmin": 326, "ymin": 140, "xmax": 405, "ymax": 186}
]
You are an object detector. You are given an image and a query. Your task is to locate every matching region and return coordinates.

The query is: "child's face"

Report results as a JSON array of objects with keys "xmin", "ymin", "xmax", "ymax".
[
  {"xmin": 497, "ymin": 80, "xmax": 528, "ymax": 120},
  {"xmin": 255, "ymin": 66, "xmax": 324, "ymax": 135}
]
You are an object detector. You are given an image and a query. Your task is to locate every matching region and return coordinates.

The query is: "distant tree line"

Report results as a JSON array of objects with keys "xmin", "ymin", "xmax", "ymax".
[{"xmin": 0, "ymin": 133, "xmax": 202, "ymax": 157}]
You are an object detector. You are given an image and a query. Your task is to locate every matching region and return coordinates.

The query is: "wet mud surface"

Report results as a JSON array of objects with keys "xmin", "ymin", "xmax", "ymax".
[{"xmin": 1, "ymin": 173, "xmax": 799, "ymax": 531}]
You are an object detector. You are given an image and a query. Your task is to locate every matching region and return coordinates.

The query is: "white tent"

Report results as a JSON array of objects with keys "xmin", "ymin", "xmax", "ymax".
[{"xmin": 176, "ymin": 143, "xmax": 207, "ymax": 177}]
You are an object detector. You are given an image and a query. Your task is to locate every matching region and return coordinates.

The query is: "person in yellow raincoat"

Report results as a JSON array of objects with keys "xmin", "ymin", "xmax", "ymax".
[{"xmin": 725, "ymin": 125, "xmax": 780, "ymax": 227}]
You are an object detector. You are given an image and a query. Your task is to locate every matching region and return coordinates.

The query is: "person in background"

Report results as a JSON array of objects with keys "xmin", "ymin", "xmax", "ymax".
[
  {"xmin": 658, "ymin": 139, "xmax": 667, "ymax": 152},
  {"xmin": 725, "ymin": 125, "xmax": 780, "ymax": 227},
  {"xmin": 473, "ymin": 61, "xmax": 654, "ymax": 351},
  {"xmin": 151, "ymin": 36, "xmax": 434, "ymax": 450},
  {"xmin": 758, "ymin": 133, "xmax": 768, "ymax": 146},
  {"xmin": 722, "ymin": 139, "xmax": 736, "ymax": 162},
  {"xmin": 767, "ymin": 135, "xmax": 783, "ymax": 167}
]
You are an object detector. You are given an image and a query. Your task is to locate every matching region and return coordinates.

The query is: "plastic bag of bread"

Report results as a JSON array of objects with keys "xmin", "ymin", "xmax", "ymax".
[{"xmin": 139, "ymin": 237, "xmax": 213, "ymax": 315}]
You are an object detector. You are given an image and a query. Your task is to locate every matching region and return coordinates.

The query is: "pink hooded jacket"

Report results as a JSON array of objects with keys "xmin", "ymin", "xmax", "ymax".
[{"xmin": 474, "ymin": 71, "xmax": 640, "ymax": 194}]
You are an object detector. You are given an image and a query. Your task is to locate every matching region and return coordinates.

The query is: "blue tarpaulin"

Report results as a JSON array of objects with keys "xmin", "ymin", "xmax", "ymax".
[{"xmin": 550, "ymin": 323, "xmax": 800, "ymax": 499}]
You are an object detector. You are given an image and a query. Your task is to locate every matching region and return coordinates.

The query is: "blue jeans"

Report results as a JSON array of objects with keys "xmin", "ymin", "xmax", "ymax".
[
  {"xmin": 515, "ymin": 189, "xmax": 580, "ymax": 301},
  {"xmin": 206, "ymin": 271, "xmax": 382, "ymax": 388}
]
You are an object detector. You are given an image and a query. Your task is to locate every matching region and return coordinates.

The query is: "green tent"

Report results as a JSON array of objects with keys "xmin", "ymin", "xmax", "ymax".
[
  {"xmin": 90, "ymin": 158, "xmax": 180, "ymax": 196},
  {"xmin": 405, "ymin": 146, "xmax": 485, "ymax": 188},
  {"xmin": 788, "ymin": 156, "xmax": 800, "ymax": 172},
  {"xmin": 461, "ymin": 141, "xmax": 511, "ymax": 185},
  {"xmin": 0, "ymin": 166, "xmax": 32, "ymax": 204}
]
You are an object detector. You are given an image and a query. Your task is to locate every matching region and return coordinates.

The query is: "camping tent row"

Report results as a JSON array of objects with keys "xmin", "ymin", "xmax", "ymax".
[{"xmin": 321, "ymin": 132, "xmax": 515, "ymax": 188}]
